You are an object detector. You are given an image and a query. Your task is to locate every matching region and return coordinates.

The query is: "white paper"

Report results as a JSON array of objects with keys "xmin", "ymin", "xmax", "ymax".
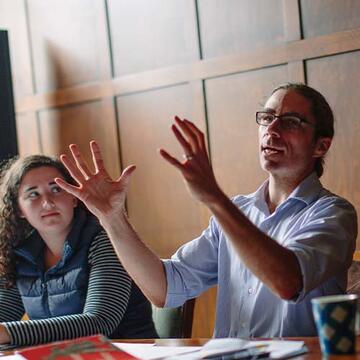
[
  {"xmin": 113, "ymin": 339, "xmax": 306, "ymax": 360},
  {"xmin": 112, "ymin": 342, "xmax": 201, "ymax": 360},
  {"xmin": 169, "ymin": 339, "xmax": 305, "ymax": 359},
  {"xmin": 251, "ymin": 340, "xmax": 306, "ymax": 359},
  {"xmin": 203, "ymin": 339, "xmax": 306, "ymax": 359}
]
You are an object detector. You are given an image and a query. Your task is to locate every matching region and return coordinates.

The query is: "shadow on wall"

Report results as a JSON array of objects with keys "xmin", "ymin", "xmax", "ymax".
[{"xmin": 40, "ymin": 40, "xmax": 93, "ymax": 163}]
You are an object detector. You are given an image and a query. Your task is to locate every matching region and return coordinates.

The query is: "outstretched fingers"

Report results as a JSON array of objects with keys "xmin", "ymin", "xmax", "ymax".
[
  {"xmin": 55, "ymin": 177, "xmax": 82, "ymax": 200},
  {"xmin": 183, "ymin": 119, "xmax": 207, "ymax": 152},
  {"xmin": 174, "ymin": 116, "xmax": 200, "ymax": 153},
  {"xmin": 90, "ymin": 140, "xmax": 105, "ymax": 173},
  {"xmin": 69, "ymin": 144, "xmax": 93, "ymax": 179},
  {"xmin": 172, "ymin": 124, "xmax": 193, "ymax": 156},
  {"xmin": 117, "ymin": 165, "xmax": 137, "ymax": 186},
  {"xmin": 60, "ymin": 154, "xmax": 87, "ymax": 186},
  {"xmin": 158, "ymin": 149, "xmax": 183, "ymax": 171}
]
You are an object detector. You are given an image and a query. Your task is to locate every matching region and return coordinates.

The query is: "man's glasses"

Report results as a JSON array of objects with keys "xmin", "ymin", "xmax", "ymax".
[{"xmin": 256, "ymin": 111, "xmax": 315, "ymax": 131}]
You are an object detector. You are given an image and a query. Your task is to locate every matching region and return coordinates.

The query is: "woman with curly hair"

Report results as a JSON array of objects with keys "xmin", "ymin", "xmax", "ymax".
[{"xmin": 0, "ymin": 155, "xmax": 157, "ymax": 346}]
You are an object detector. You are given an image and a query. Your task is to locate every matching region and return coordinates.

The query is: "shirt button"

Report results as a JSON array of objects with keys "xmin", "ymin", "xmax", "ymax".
[{"xmin": 248, "ymin": 287, "xmax": 253, "ymax": 294}]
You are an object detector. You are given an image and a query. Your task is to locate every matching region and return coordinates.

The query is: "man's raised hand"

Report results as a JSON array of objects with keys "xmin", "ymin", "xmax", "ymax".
[
  {"xmin": 159, "ymin": 116, "xmax": 223, "ymax": 205},
  {"xmin": 55, "ymin": 140, "xmax": 136, "ymax": 222}
]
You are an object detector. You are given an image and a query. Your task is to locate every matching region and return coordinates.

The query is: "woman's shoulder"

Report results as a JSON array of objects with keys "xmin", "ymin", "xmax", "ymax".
[
  {"xmin": 87, "ymin": 227, "xmax": 118, "ymax": 262},
  {"xmin": 71, "ymin": 209, "xmax": 103, "ymax": 244}
]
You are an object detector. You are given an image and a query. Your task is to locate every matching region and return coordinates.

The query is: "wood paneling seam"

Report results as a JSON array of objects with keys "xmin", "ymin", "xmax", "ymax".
[{"xmin": 16, "ymin": 27, "xmax": 360, "ymax": 113}]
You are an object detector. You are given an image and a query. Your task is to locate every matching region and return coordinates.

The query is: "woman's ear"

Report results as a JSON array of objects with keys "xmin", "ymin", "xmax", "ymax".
[
  {"xmin": 18, "ymin": 208, "xmax": 26, "ymax": 219},
  {"xmin": 72, "ymin": 197, "xmax": 78, "ymax": 208},
  {"xmin": 313, "ymin": 137, "xmax": 332, "ymax": 158}
]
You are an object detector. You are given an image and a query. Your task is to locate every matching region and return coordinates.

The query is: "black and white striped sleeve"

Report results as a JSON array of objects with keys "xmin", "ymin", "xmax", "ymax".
[
  {"xmin": 0, "ymin": 279, "xmax": 25, "ymax": 322},
  {"xmin": 3, "ymin": 231, "xmax": 132, "ymax": 346}
]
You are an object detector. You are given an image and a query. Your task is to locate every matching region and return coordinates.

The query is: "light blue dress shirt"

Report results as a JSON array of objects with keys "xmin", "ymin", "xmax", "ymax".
[{"xmin": 163, "ymin": 172, "xmax": 357, "ymax": 337}]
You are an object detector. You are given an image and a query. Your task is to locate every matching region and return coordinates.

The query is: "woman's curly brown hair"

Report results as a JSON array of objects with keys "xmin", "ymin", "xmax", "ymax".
[{"xmin": 0, "ymin": 155, "xmax": 76, "ymax": 288}]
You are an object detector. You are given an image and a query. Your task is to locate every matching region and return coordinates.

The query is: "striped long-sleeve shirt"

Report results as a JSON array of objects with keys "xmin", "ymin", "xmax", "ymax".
[{"xmin": 0, "ymin": 231, "xmax": 133, "ymax": 346}]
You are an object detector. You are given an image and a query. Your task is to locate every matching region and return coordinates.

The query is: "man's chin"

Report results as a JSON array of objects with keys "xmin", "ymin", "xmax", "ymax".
[
  {"xmin": 260, "ymin": 159, "xmax": 282, "ymax": 172},
  {"xmin": 260, "ymin": 161, "xmax": 291, "ymax": 177}
]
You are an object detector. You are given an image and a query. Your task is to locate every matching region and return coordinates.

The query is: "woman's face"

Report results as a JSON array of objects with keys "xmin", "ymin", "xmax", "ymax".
[{"xmin": 17, "ymin": 166, "xmax": 77, "ymax": 239}]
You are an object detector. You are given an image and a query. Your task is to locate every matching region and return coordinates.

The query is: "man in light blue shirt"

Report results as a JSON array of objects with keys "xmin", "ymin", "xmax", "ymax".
[
  {"xmin": 57, "ymin": 83, "xmax": 357, "ymax": 337},
  {"xmin": 163, "ymin": 171, "xmax": 356, "ymax": 336}
]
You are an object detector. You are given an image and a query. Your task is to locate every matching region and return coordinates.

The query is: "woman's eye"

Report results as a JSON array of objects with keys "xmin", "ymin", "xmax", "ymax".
[
  {"xmin": 51, "ymin": 186, "xmax": 61, "ymax": 193},
  {"xmin": 28, "ymin": 191, "xmax": 39, "ymax": 199}
]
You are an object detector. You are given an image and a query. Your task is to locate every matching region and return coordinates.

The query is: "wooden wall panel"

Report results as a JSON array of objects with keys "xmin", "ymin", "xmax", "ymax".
[
  {"xmin": 301, "ymin": 0, "xmax": 360, "ymax": 38},
  {"xmin": 0, "ymin": 0, "xmax": 40, "ymax": 156},
  {"xmin": 283, "ymin": 0, "xmax": 305, "ymax": 83},
  {"xmin": 116, "ymin": 82, "xmax": 217, "ymax": 337},
  {"xmin": 206, "ymin": 66, "xmax": 288, "ymax": 197},
  {"xmin": 15, "ymin": 113, "xmax": 40, "ymax": 155},
  {"xmin": 192, "ymin": 286, "xmax": 217, "ymax": 338},
  {"xmin": 0, "ymin": 0, "xmax": 33, "ymax": 99},
  {"xmin": 116, "ymin": 83, "xmax": 208, "ymax": 256},
  {"xmin": 306, "ymin": 51, "xmax": 360, "ymax": 244},
  {"xmin": 108, "ymin": 0, "xmax": 200, "ymax": 76},
  {"xmin": 198, "ymin": 0, "xmax": 284, "ymax": 58},
  {"xmin": 27, "ymin": 0, "xmax": 111, "ymax": 92},
  {"xmin": 39, "ymin": 99, "xmax": 121, "ymax": 178},
  {"xmin": 1, "ymin": 0, "xmax": 360, "ymax": 339}
]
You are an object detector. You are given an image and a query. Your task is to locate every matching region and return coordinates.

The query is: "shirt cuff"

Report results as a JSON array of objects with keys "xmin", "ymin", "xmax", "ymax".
[
  {"xmin": 289, "ymin": 248, "xmax": 312, "ymax": 303},
  {"xmin": 162, "ymin": 259, "xmax": 188, "ymax": 308},
  {"xmin": 3, "ymin": 322, "xmax": 17, "ymax": 346}
]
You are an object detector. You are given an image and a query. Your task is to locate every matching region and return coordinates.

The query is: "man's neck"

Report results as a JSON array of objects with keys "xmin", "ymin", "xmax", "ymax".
[{"xmin": 266, "ymin": 171, "xmax": 311, "ymax": 213}]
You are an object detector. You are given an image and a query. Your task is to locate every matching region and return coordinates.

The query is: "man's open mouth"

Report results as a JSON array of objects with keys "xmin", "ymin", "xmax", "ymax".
[{"xmin": 261, "ymin": 146, "xmax": 284, "ymax": 155}]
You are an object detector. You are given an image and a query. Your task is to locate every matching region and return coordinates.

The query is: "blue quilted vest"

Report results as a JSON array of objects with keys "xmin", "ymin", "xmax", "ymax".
[
  {"xmin": 14, "ymin": 208, "xmax": 97, "ymax": 319},
  {"xmin": 14, "ymin": 208, "xmax": 158, "ymax": 338}
]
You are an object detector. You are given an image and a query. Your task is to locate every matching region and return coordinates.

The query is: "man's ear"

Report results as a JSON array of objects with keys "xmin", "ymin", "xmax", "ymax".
[{"xmin": 313, "ymin": 137, "xmax": 332, "ymax": 158}]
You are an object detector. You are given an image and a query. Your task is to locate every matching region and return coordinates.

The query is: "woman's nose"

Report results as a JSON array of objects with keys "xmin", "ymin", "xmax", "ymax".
[{"xmin": 42, "ymin": 197, "xmax": 55, "ymax": 210}]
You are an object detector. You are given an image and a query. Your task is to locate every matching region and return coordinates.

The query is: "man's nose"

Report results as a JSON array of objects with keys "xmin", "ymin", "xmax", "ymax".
[{"xmin": 266, "ymin": 118, "xmax": 282, "ymax": 136}]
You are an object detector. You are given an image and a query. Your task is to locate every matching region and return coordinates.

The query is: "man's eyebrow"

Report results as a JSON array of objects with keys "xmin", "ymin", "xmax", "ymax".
[
  {"xmin": 282, "ymin": 111, "xmax": 304, "ymax": 117},
  {"xmin": 262, "ymin": 109, "xmax": 304, "ymax": 117},
  {"xmin": 263, "ymin": 107, "xmax": 276, "ymax": 113}
]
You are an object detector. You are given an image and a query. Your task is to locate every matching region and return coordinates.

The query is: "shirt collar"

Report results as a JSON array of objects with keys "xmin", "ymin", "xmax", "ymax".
[
  {"xmin": 287, "ymin": 172, "xmax": 323, "ymax": 205},
  {"xmin": 252, "ymin": 171, "xmax": 323, "ymax": 209}
]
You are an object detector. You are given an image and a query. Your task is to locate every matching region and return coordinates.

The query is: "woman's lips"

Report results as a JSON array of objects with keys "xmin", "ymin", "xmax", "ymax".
[{"xmin": 41, "ymin": 212, "xmax": 60, "ymax": 218}]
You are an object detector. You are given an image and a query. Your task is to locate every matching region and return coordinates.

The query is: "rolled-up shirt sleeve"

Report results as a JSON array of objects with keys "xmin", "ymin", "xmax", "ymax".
[
  {"xmin": 163, "ymin": 217, "xmax": 220, "ymax": 308},
  {"xmin": 287, "ymin": 197, "xmax": 357, "ymax": 302}
]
